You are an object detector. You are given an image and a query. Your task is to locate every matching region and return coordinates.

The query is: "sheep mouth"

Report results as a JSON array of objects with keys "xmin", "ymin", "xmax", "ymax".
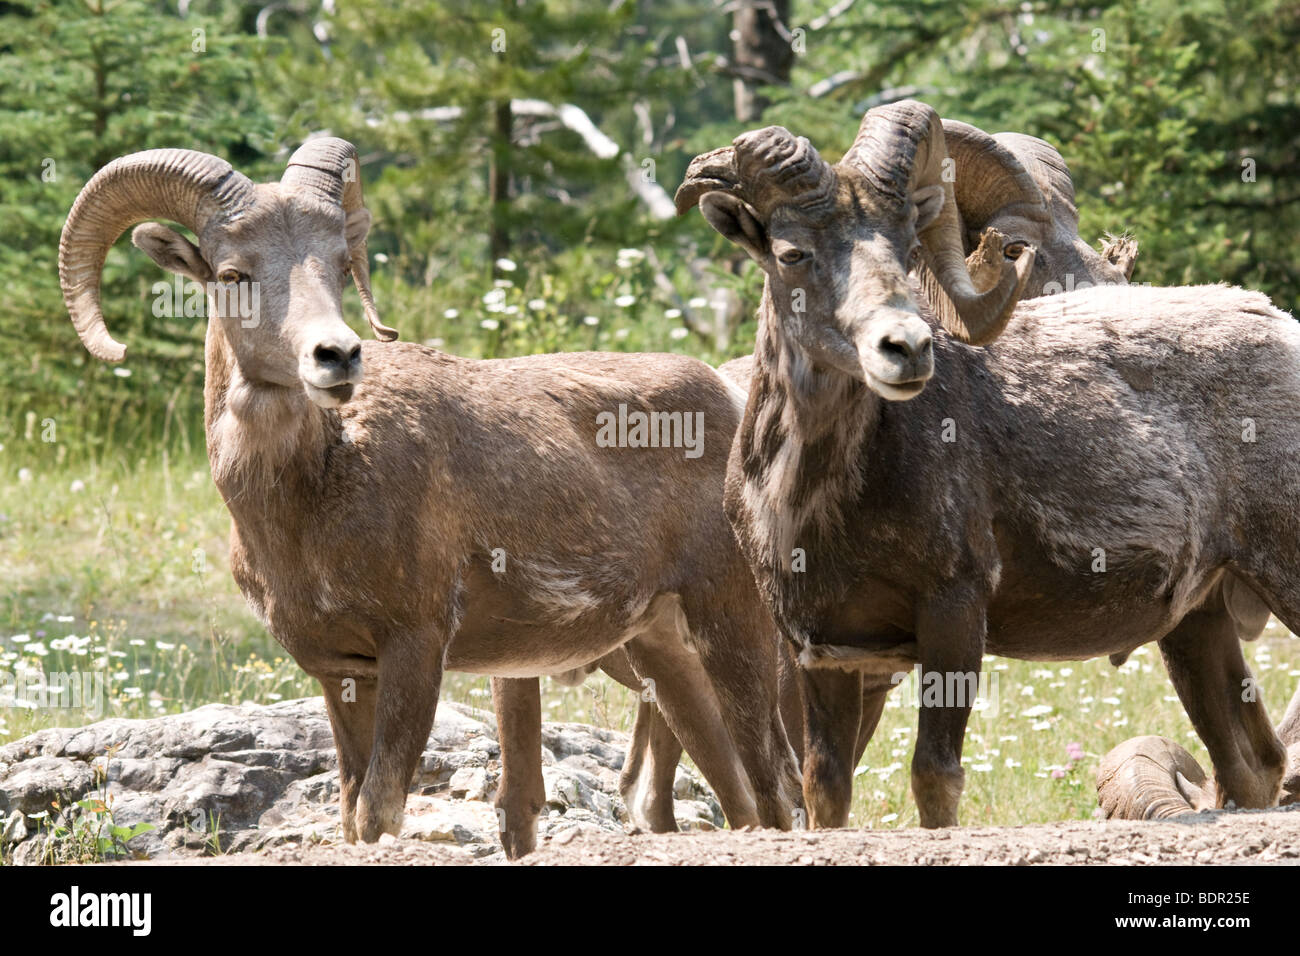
[
  {"xmin": 304, "ymin": 381, "xmax": 356, "ymax": 408},
  {"xmin": 324, "ymin": 383, "xmax": 354, "ymax": 402},
  {"xmin": 864, "ymin": 370, "xmax": 928, "ymax": 402}
]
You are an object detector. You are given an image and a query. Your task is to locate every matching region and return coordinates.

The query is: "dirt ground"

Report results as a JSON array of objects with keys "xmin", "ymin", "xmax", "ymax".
[{"xmin": 130, "ymin": 803, "xmax": 1300, "ymax": 865}]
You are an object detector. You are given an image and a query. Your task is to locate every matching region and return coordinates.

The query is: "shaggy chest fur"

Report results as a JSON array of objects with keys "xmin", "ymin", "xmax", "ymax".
[{"xmin": 729, "ymin": 286, "xmax": 1300, "ymax": 664}]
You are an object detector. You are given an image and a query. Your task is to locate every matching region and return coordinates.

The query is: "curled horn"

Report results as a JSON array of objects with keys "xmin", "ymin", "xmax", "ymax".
[
  {"xmin": 842, "ymin": 100, "xmax": 1033, "ymax": 345},
  {"xmin": 282, "ymin": 138, "xmax": 398, "ymax": 341},
  {"xmin": 674, "ymin": 126, "xmax": 836, "ymax": 219},
  {"xmin": 939, "ymin": 120, "xmax": 1050, "ymax": 247},
  {"xmin": 993, "ymin": 131, "xmax": 1082, "ymax": 233},
  {"xmin": 59, "ymin": 150, "xmax": 254, "ymax": 361},
  {"xmin": 731, "ymin": 127, "xmax": 836, "ymax": 217},
  {"xmin": 674, "ymin": 145, "xmax": 740, "ymax": 216},
  {"xmin": 1096, "ymin": 735, "xmax": 1215, "ymax": 820}
]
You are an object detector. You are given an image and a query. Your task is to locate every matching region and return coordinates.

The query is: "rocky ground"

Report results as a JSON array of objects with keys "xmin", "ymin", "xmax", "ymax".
[
  {"xmin": 0, "ymin": 697, "xmax": 721, "ymax": 865},
  {"xmin": 119, "ymin": 803, "xmax": 1300, "ymax": 866},
  {"xmin": 3, "ymin": 696, "xmax": 1298, "ymax": 866}
]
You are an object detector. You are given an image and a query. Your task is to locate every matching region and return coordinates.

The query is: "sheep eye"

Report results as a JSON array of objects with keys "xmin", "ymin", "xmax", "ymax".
[
  {"xmin": 777, "ymin": 249, "xmax": 807, "ymax": 266},
  {"xmin": 1003, "ymin": 242, "xmax": 1028, "ymax": 261},
  {"xmin": 217, "ymin": 268, "xmax": 242, "ymax": 285}
]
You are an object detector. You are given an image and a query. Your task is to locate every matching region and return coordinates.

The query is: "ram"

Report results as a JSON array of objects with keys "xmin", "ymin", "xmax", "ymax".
[
  {"xmin": 59, "ymin": 140, "xmax": 801, "ymax": 857},
  {"xmin": 678, "ymin": 99, "xmax": 1297, "ymax": 829},
  {"xmin": 609, "ymin": 116, "xmax": 1142, "ymax": 820}
]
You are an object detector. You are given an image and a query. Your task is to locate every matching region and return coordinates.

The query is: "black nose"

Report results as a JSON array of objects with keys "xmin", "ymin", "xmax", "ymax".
[
  {"xmin": 313, "ymin": 343, "xmax": 362, "ymax": 370},
  {"xmin": 879, "ymin": 327, "xmax": 933, "ymax": 361}
]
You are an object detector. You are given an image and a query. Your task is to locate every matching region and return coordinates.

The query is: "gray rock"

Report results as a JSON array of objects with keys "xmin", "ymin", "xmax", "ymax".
[
  {"xmin": 448, "ymin": 766, "xmax": 491, "ymax": 801},
  {"xmin": 0, "ymin": 809, "xmax": 27, "ymax": 845},
  {"xmin": 0, "ymin": 696, "xmax": 723, "ymax": 864}
]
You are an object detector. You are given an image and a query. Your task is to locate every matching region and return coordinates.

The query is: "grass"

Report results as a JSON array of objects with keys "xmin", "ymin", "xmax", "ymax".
[
  {"xmin": 1, "ymin": 450, "xmax": 1297, "ymax": 830},
  {"xmin": 24, "ymin": 759, "xmax": 156, "ymax": 864}
]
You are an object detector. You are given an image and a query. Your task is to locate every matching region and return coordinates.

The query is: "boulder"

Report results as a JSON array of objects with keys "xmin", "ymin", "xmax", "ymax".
[{"xmin": 0, "ymin": 696, "xmax": 722, "ymax": 864}]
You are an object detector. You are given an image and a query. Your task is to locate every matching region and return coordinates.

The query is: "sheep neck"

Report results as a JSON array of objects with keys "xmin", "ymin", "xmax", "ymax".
[
  {"xmin": 738, "ymin": 295, "xmax": 880, "ymax": 573},
  {"xmin": 202, "ymin": 320, "xmax": 335, "ymax": 517}
]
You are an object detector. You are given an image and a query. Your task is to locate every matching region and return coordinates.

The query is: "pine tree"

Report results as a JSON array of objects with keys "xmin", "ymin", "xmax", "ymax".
[{"xmin": 0, "ymin": 0, "xmax": 275, "ymax": 454}]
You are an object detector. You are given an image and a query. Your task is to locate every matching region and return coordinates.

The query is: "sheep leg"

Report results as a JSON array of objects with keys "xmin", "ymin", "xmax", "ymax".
[
  {"xmin": 682, "ymin": 606, "xmax": 803, "ymax": 830},
  {"xmin": 354, "ymin": 639, "xmax": 445, "ymax": 843},
  {"xmin": 1157, "ymin": 600, "xmax": 1285, "ymax": 809},
  {"xmin": 911, "ymin": 601, "xmax": 985, "ymax": 828},
  {"xmin": 1278, "ymin": 679, "xmax": 1300, "ymax": 749},
  {"xmin": 798, "ymin": 666, "xmax": 862, "ymax": 828},
  {"xmin": 622, "ymin": 628, "xmax": 762, "ymax": 829},
  {"xmin": 321, "ymin": 675, "xmax": 377, "ymax": 843},
  {"xmin": 776, "ymin": 641, "xmax": 806, "ymax": 764},
  {"xmin": 854, "ymin": 677, "xmax": 894, "ymax": 767},
  {"xmin": 614, "ymin": 697, "xmax": 684, "ymax": 832},
  {"xmin": 599, "ymin": 649, "xmax": 681, "ymax": 833},
  {"xmin": 1278, "ymin": 681, "xmax": 1300, "ymax": 805},
  {"xmin": 491, "ymin": 677, "xmax": 546, "ymax": 859},
  {"xmin": 1223, "ymin": 560, "xmax": 1300, "ymax": 804}
]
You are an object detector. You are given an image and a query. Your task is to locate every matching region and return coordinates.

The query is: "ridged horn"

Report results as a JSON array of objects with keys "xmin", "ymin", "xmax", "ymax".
[
  {"xmin": 940, "ymin": 120, "xmax": 1050, "ymax": 246},
  {"xmin": 59, "ymin": 150, "xmax": 254, "ymax": 361},
  {"xmin": 993, "ymin": 132, "xmax": 1081, "ymax": 232},
  {"xmin": 1096, "ymin": 735, "xmax": 1214, "ymax": 820},
  {"xmin": 674, "ymin": 145, "xmax": 741, "ymax": 216},
  {"xmin": 675, "ymin": 127, "xmax": 837, "ymax": 220}
]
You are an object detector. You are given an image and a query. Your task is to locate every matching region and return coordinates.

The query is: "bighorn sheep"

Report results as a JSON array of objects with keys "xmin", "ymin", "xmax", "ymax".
[
  {"xmin": 59, "ymin": 140, "xmax": 801, "ymax": 857},
  {"xmin": 1099, "ymin": 681, "xmax": 1300, "ymax": 818},
  {"xmin": 607, "ymin": 117, "xmax": 1143, "ymax": 825},
  {"xmin": 677, "ymin": 98, "xmax": 1297, "ymax": 830}
]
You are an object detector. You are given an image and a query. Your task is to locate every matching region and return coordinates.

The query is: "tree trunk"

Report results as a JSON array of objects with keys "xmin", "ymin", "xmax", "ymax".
[
  {"xmin": 733, "ymin": 0, "xmax": 794, "ymax": 123},
  {"xmin": 488, "ymin": 99, "xmax": 512, "ymax": 271}
]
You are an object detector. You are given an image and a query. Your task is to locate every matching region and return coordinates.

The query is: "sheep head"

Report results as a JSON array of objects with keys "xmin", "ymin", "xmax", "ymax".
[
  {"xmin": 1096, "ymin": 735, "xmax": 1217, "ymax": 820},
  {"xmin": 676, "ymin": 100, "xmax": 1034, "ymax": 401},
  {"xmin": 58, "ymin": 138, "xmax": 395, "ymax": 410},
  {"xmin": 940, "ymin": 121, "xmax": 1137, "ymax": 295},
  {"xmin": 1099, "ymin": 701, "xmax": 1300, "ymax": 820}
]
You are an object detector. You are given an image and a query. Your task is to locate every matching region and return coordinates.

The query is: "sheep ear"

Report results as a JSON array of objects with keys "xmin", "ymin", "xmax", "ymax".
[
  {"xmin": 344, "ymin": 207, "xmax": 372, "ymax": 247},
  {"xmin": 131, "ymin": 223, "xmax": 213, "ymax": 284},
  {"xmin": 1100, "ymin": 233, "xmax": 1139, "ymax": 281},
  {"xmin": 699, "ymin": 191, "xmax": 768, "ymax": 260}
]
